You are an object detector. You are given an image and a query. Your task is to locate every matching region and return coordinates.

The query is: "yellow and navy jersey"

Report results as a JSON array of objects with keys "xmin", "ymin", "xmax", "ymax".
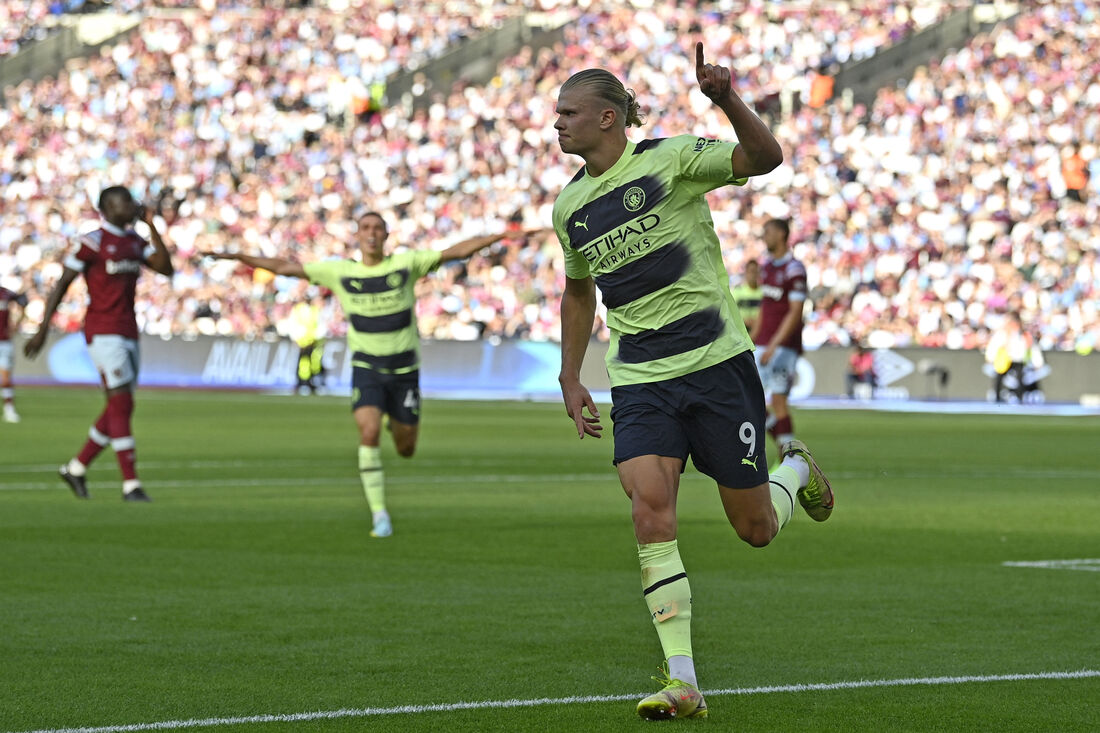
[
  {"xmin": 552, "ymin": 135, "xmax": 753, "ymax": 387},
  {"xmin": 731, "ymin": 284, "xmax": 763, "ymax": 325},
  {"xmin": 304, "ymin": 251, "xmax": 441, "ymax": 374}
]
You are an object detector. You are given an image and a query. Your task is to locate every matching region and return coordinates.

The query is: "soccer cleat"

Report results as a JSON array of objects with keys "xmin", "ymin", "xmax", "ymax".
[
  {"xmin": 781, "ymin": 439, "xmax": 834, "ymax": 521},
  {"xmin": 3, "ymin": 405, "xmax": 19, "ymax": 423},
  {"xmin": 370, "ymin": 513, "xmax": 393, "ymax": 538},
  {"xmin": 636, "ymin": 665, "xmax": 708, "ymax": 720},
  {"xmin": 59, "ymin": 465, "xmax": 89, "ymax": 499},
  {"xmin": 123, "ymin": 487, "xmax": 152, "ymax": 502}
]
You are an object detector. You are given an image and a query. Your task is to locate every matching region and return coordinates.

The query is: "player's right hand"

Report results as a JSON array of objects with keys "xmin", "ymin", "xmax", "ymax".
[
  {"xmin": 23, "ymin": 330, "xmax": 46, "ymax": 359},
  {"xmin": 560, "ymin": 378, "xmax": 602, "ymax": 439}
]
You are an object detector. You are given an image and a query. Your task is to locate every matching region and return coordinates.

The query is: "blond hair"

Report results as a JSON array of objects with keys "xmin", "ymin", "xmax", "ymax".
[{"xmin": 560, "ymin": 69, "xmax": 645, "ymax": 128}]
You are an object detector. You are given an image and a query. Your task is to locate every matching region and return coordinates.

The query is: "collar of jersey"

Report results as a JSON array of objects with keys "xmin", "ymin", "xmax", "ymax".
[
  {"xmin": 101, "ymin": 221, "xmax": 129, "ymax": 236},
  {"xmin": 585, "ymin": 140, "xmax": 636, "ymax": 181}
]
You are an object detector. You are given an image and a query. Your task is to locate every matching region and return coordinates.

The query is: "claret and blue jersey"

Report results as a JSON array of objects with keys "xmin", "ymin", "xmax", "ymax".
[{"xmin": 553, "ymin": 134, "xmax": 755, "ymax": 387}]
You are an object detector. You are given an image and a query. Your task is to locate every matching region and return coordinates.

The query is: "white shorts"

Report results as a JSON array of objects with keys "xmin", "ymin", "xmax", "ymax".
[
  {"xmin": 0, "ymin": 340, "xmax": 12, "ymax": 372},
  {"xmin": 87, "ymin": 335, "xmax": 140, "ymax": 389},
  {"xmin": 754, "ymin": 345, "xmax": 799, "ymax": 397}
]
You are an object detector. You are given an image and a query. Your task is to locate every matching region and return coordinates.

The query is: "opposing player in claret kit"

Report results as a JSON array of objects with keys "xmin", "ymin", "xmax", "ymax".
[
  {"xmin": 552, "ymin": 43, "xmax": 835, "ymax": 721},
  {"xmin": 0, "ymin": 284, "xmax": 28, "ymax": 423},
  {"xmin": 751, "ymin": 217, "xmax": 810, "ymax": 458},
  {"xmin": 24, "ymin": 186, "xmax": 175, "ymax": 502}
]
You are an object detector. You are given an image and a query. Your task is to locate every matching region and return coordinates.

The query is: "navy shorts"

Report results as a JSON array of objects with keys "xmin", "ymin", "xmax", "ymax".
[
  {"xmin": 351, "ymin": 366, "xmax": 421, "ymax": 425},
  {"xmin": 610, "ymin": 352, "xmax": 770, "ymax": 489}
]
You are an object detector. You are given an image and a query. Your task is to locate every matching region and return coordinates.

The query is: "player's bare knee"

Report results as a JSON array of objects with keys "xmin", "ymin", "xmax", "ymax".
[
  {"xmin": 734, "ymin": 516, "xmax": 777, "ymax": 548},
  {"xmin": 395, "ymin": 442, "xmax": 416, "ymax": 458},
  {"xmin": 632, "ymin": 507, "xmax": 675, "ymax": 542}
]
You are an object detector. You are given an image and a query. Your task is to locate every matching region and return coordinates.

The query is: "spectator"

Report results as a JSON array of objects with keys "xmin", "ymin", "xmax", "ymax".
[
  {"xmin": 1062, "ymin": 143, "xmax": 1089, "ymax": 203},
  {"xmin": 845, "ymin": 343, "xmax": 876, "ymax": 399},
  {"xmin": 1, "ymin": 0, "xmax": 1094, "ymax": 364}
]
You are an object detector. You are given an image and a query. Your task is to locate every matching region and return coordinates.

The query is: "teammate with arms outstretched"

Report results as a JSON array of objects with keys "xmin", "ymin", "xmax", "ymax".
[
  {"xmin": 24, "ymin": 187, "xmax": 175, "ymax": 501},
  {"xmin": 204, "ymin": 212, "xmax": 524, "ymax": 538},
  {"xmin": 553, "ymin": 44, "xmax": 835, "ymax": 721}
]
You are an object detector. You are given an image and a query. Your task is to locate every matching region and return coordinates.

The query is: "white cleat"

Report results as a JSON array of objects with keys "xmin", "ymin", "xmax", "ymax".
[{"xmin": 370, "ymin": 513, "xmax": 393, "ymax": 538}]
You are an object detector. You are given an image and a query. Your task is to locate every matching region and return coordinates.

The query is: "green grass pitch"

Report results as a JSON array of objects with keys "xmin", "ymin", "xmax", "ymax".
[{"xmin": 1, "ymin": 387, "xmax": 1097, "ymax": 732}]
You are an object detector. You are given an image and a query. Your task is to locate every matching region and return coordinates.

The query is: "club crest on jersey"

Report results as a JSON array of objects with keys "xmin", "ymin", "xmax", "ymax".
[
  {"xmin": 623, "ymin": 186, "xmax": 646, "ymax": 212},
  {"xmin": 386, "ymin": 271, "xmax": 406, "ymax": 289}
]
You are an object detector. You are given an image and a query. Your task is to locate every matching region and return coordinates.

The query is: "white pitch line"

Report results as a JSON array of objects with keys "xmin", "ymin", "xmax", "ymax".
[
  {"xmin": 1003, "ymin": 559, "xmax": 1100, "ymax": 572},
  {"xmin": 0, "ymin": 473, "xmax": 619, "ymax": 491},
  {"xmin": 7, "ymin": 669, "xmax": 1098, "ymax": 733}
]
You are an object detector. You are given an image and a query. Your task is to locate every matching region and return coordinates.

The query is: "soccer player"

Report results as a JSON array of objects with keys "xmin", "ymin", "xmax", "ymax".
[
  {"xmin": 731, "ymin": 258, "xmax": 763, "ymax": 333},
  {"xmin": 289, "ymin": 294, "xmax": 325, "ymax": 395},
  {"xmin": 0, "ymin": 284, "xmax": 28, "ymax": 423},
  {"xmin": 552, "ymin": 45, "xmax": 835, "ymax": 721},
  {"xmin": 750, "ymin": 218, "xmax": 807, "ymax": 456},
  {"xmin": 984, "ymin": 311, "xmax": 1034, "ymax": 403},
  {"xmin": 203, "ymin": 211, "xmax": 519, "ymax": 538},
  {"xmin": 23, "ymin": 186, "xmax": 175, "ymax": 501}
]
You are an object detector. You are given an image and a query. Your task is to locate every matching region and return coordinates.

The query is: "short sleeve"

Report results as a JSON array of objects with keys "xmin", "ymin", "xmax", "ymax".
[
  {"xmin": 674, "ymin": 136, "xmax": 747, "ymax": 194},
  {"xmin": 409, "ymin": 250, "xmax": 442, "ymax": 279},
  {"xmin": 562, "ymin": 243, "xmax": 591, "ymax": 280},
  {"xmin": 553, "ymin": 197, "xmax": 590, "ymax": 280},
  {"xmin": 63, "ymin": 234, "xmax": 97, "ymax": 272},
  {"xmin": 304, "ymin": 260, "xmax": 340, "ymax": 289}
]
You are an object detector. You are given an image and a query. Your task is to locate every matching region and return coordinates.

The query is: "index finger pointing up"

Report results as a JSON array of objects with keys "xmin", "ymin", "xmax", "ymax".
[{"xmin": 695, "ymin": 41, "xmax": 704, "ymax": 71}]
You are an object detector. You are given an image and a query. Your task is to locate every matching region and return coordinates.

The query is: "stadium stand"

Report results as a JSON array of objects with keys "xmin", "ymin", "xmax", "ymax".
[
  {"xmin": 0, "ymin": 1, "xmax": 124, "ymax": 59},
  {"xmin": 1, "ymin": 0, "xmax": 1096, "ymax": 357}
]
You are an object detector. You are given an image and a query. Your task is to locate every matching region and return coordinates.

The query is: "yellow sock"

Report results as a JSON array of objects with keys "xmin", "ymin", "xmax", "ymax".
[
  {"xmin": 638, "ymin": 540, "xmax": 692, "ymax": 660},
  {"xmin": 769, "ymin": 464, "xmax": 799, "ymax": 530},
  {"xmin": 358, "ymin": 445, "xmax": 385, "ymax": 513}
]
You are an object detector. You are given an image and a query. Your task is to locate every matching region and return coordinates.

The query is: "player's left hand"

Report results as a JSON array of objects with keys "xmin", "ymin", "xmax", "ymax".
[
  {"xmin": 695, "ymin": 42, "xmax": 733, "ymax": 103},
  {"xmin": 138, "ymin": 202, "xmax": 156, "ymax": 225}
]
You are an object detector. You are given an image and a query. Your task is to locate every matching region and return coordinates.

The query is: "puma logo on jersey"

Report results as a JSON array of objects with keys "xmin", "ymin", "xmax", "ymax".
[
  {"xmin": 742, "ymin": 456, "xmax": 758, "ymax": 469},
  {"xmin": 574, "ymin": 215, "xmax": 589, "ymax": 231}
]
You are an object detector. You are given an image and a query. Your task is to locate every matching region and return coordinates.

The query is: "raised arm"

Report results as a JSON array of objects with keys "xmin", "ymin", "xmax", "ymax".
[
  {"xmin": 438, "ymin": 228, "xmax": 551, "ymax": 265},
  {"xmin": 141, "ymin": 204, "xmax": 175, "ymax": 277},
  {"xmin": 23, "ymin": 267, "xmax": 80, "ymax": 359},
  {"xmin": 202, "ymin": 251, "xmax": 307, "ymax": 279},
  {"xmin": 558, "ymin": 275, "xmax": 602, "ymax": 439},
  {"xmin": 695, "ymin": 42, "xmax": 783, "ymax": 178},
  {"xmin": 437, "ymin": 233, "xmax": 508, "ymax": 264}
]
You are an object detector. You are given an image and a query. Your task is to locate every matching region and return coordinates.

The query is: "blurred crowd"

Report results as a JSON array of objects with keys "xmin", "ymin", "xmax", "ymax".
[
  {"xmin": 0, "ymin": 1, "xmax": 115, "ymax": 59},
  {"xmin": 1, "ymin": 0, "xmax": 1097, "ymax": 357}
]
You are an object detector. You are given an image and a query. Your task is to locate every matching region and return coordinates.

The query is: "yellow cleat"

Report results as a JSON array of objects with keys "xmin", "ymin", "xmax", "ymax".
[
  {"xmin": 636, "ymin": 666, "xmax": 708, "ymax": 720},
  {"xmin": 781, "ymin": 439, "xmax": 834, "ymax": 522}
]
